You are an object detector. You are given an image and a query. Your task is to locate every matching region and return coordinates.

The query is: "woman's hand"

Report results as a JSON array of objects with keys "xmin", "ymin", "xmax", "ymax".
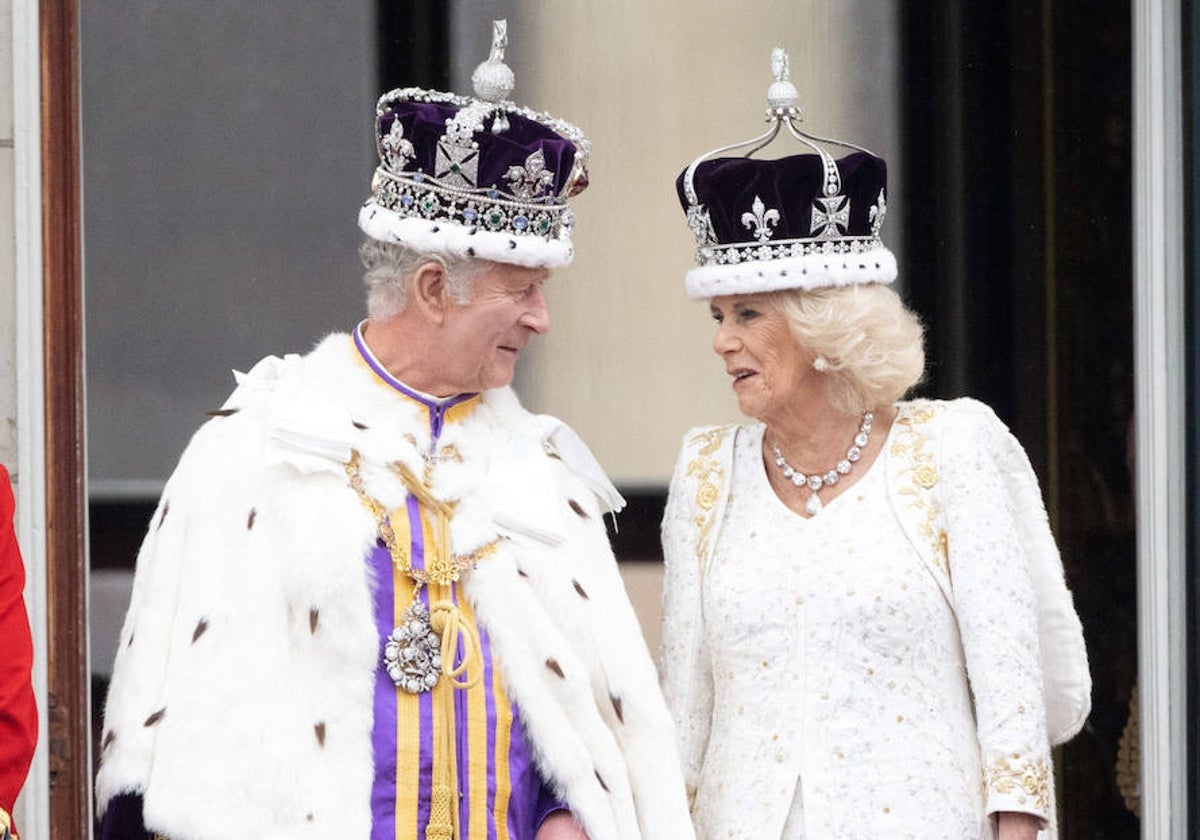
[
  {"xmin": 997, "ymin": 811, "xmax": 1041, "ymax": 840},
  {"xmin": 535, "ymin": 810, "xmax": 590, "ymax": 840}
]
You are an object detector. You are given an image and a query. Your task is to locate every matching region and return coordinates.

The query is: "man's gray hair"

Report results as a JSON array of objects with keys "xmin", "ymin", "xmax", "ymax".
[{"xmin": 360, "ymin": 238, "xmax": 487, "ymax": 320}]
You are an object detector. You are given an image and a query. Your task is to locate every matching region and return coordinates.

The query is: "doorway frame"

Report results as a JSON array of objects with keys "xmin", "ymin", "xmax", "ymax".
[{"xmin": 1133, "ymin": 0, "xmax": 1188, "ymax": 837}]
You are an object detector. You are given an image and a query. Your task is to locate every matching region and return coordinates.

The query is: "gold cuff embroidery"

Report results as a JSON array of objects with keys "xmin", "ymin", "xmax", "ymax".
[{"xmin": 986, "ymin": 753, "xmax": 1050, "ymax": 813}]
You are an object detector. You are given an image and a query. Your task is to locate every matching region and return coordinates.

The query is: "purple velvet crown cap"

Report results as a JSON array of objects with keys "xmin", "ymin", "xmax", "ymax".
[
  {"xmin": 359, "ymin": 21, "xmax": 590, "ymax": 270},
  {"xmin": 676, "ymin": 149, "xmax": 897, "ymax": 299},
  {"xmin": 380, "ymin": 101, "xmax": 583, "ymax": 200}
]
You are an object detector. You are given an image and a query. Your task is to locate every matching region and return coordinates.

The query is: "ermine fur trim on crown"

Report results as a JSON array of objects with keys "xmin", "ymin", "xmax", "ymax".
[
  {"xmin": 684, "ymin": 245, "xmax": 896, "ymax": 299},
  {"xmin": 359, "ymin": 201, "xmax": 574, "ymax": 269}
]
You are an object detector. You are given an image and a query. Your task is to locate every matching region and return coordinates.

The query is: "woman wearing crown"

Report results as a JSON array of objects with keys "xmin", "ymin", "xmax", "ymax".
[{"xmin": 658, "ymin": 51, "xmax": 1089, "ymax": 840}]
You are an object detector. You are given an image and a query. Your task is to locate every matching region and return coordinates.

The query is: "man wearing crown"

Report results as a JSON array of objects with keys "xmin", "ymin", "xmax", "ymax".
[{"xmin": 95, "ymin": 22, "xmax": 693, "ymax": 840}]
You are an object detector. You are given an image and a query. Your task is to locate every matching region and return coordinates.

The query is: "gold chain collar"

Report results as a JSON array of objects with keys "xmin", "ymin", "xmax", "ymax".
[{"xmin": 344, "ymin": 450, "xmax": 500, "ymax": 589}]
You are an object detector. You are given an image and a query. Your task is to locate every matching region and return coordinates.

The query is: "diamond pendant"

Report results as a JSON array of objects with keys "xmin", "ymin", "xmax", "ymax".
[
  {"xmin": 384, "ymin": 601, "xmax": 442, "ymax": 694},
  {"xmin": 805, "ymin": 492, "xmax": 824, "ymax": 516}
]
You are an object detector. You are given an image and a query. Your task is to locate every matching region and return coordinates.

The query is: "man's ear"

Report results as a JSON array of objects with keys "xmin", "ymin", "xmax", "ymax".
[{"xmin": 410, "ymin": 261, "xmax": 450, "ymax": 325}]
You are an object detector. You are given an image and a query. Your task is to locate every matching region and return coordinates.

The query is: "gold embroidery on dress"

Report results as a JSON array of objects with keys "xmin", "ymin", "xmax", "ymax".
[
  {"xmin": 895, "ymin": 405, "xmax": 950, "ymax": 578},
  {"xmin": 986, "ymin": 753, "xmax": 1050, "ymax": 812},
  {"xmin": 686, "ymin": 426, "xmax": 733, "ymax": 562}
]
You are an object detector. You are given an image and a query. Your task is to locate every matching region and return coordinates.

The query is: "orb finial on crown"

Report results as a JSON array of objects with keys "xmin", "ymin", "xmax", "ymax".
[
  {"xmin": 767, "ymin": 47, "xmax": 800, "ymax": 114},
  {"xmin": 472, "ymin": 19, "xmax": 516, "ymax": 103}
]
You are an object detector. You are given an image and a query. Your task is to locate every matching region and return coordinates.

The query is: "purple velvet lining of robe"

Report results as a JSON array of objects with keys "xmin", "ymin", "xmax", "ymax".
[
  {"xmin": 676, "ymin": 150, "xmax": 888, "ymax": 246},
  {"xmin": 96, "ymin": 792, "xmax": 152, "ymax": 839}
]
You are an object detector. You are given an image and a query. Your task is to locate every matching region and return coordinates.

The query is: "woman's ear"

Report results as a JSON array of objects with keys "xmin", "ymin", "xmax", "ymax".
[{"xmin": 409, "ymin": 261, "xmax": 449, "ymax": 325}]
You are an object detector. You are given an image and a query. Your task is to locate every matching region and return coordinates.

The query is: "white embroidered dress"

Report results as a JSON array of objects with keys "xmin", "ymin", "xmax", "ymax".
[{"xmin": 661, "ymin": 403, "xmax": 1053, "ymax": 840}]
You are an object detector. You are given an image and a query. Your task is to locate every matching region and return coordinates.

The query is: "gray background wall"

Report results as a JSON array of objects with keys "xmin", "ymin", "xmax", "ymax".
[{"xmin": 82, "ymin": 2, "xmax": 376, "ymax": 497}]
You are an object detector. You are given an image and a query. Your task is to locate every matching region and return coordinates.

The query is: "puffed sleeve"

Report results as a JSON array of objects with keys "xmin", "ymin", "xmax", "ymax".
[
  {"xmin": 658, "ymin": 434, "xmax": 715, "ymax": 807},
  {"xmin": 938, "ymin": 403, "xmax": 1052, "ymax": 825},
  {"xmin": 0, "ymin": 466, "xmax": 37, "ymax": 830}
]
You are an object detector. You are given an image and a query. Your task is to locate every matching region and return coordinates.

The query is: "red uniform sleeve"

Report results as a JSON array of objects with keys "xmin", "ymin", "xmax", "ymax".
[{"xmin": 0, "ymin": 465, "xmax": 37, "ymax": 822}]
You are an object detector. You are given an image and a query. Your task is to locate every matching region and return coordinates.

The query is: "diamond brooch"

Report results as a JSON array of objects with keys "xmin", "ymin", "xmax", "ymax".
[{"xmin": 383, "ymin": 601, "xmax": 442, "ymax": 694}]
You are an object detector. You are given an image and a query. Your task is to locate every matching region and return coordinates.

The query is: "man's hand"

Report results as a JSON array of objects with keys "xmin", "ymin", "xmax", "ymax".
[{"xmin": 535, "ymin": 810, "xmax": 589, "ymax": 840}]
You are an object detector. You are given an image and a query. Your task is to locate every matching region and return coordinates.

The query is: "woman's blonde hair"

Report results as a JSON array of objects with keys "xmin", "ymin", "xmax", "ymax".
[{"xmin": 773, "ymin": 283, "xmax": 925, "ymax": 414}]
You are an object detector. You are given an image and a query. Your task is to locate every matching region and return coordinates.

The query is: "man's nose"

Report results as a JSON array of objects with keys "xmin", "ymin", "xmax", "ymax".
[{"xmin": 521, "ymin": 286, "xmax": 551, "ymax": 334}]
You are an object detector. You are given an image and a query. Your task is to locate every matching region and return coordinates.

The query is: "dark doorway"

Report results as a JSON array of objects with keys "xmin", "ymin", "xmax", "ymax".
[{"xmin": 902, "ymin": 2, "xmax": 1137, "ymax": 836}]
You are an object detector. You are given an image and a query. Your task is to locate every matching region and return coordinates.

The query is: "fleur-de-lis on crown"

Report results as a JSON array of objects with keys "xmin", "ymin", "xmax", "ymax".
[
  {"xmin": 742, "ymin": 195, "xmax": 780, "ymax": 242},
  {"xmin": 869, "ymin": 189, "xmax": 887, "ymax": 237},
  {"xmin": 811, "ymin": 194, "xmax": 850, "ymax": 239},
  {"xmin": 381, "ymin": 118, "xmax": 415, "ymax": 170},
  {"xmin": 505, "ymin": 149, "xmax": 555, "ymax": 199}
]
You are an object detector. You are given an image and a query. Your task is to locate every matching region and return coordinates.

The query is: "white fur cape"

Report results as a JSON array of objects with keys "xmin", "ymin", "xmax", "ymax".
[{"xmin": 96, "ymin": 333, "xmax": 694, "ymax": 840}]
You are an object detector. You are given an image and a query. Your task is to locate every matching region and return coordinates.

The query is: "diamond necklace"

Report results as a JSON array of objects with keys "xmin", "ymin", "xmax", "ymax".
[{"xmin": 770, "ymin": 410, "xmax": 873, "ymax": 516}]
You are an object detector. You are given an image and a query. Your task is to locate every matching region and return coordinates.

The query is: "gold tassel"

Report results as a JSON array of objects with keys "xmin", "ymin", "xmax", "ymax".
[{"xmin": 426, "ymin": 782, "xmax": 457, "ymax": 840}]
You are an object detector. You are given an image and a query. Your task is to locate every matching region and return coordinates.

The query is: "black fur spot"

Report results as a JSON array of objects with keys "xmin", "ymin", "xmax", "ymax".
[
  {"xmin": 315, "ymin": 721, "xmax": 326, "ymax": 747},
  {"xmin": 310, "ymin": 608, "xmax": 320, "ymax": 634},
  {"xmin": 568, "ymin": 499, "xmax": 589, "ymax": 519},
  {"xmin": 573, "ymin": 580, "xmax": 590, "ymax": 600},
  {"xmin": 192, "ymin": 618, "xmax": 209, "ymax": 643},
  {"xmin": 205, "ymin": 408, "xmax": 240, "ymax": 417},
  {"xmin": 545, "ymin": 658, "xmax": 565, "ymax": 679},
  {"xmin": 144, "ymin": 708, "xmax": 166, "ymax": 727}
]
